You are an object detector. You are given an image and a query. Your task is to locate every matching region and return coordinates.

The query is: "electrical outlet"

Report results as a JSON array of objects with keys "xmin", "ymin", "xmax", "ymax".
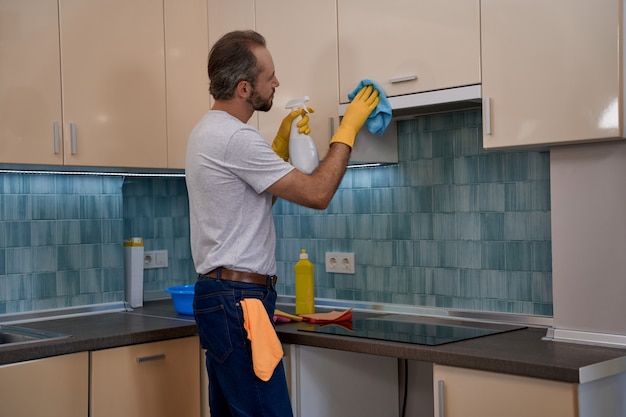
[
  {"xmin": 144, "ymin": 250, "xmax": 168, "ymax": 269},
  {"xmin": 325, "ymin": 252, "xmax": 355, "ymax": 274}
]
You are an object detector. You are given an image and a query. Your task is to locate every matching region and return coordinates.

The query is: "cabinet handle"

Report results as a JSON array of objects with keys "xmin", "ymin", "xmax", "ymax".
[
  {"xmin": 53, "ymin": 122, "xmax": 60, "ymax": 154},
  {"xmin": 329, "ymin": 117, "xmax": 335, "ymax": 138},
  {"xmin": 484, "ymin": 96, "xmax": 492, "ymax": 135},
  {"xmin": 136, "ymin": 354, "xmax": 166, "ymax": 363},
  {"xmin": 437, "ymin": 379, "xmax": 445, "ymax": 417},
  {"xmin": 388, "ymin": 75, "xmax": 418, "ymax": 84},
  {"xmin": 70, "ymin": 122, "xmax": 77, "ymax": 154}
]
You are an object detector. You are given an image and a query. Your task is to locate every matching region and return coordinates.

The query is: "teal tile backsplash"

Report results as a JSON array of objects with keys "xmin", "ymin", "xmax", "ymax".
[
  {"xmin": 273, "ymin": 108, "xmax": 552, "ymax": 315},
  {"xmin": 0, "ymin": 174, "xmax": 126, "ymax": 313},
  {"xmin": 122, "ymin": 177, "xmax": 196, "ymax": 295},
  {"xmin": 0, "ymin": 108, "xmax": 552, "ymax": 316}
]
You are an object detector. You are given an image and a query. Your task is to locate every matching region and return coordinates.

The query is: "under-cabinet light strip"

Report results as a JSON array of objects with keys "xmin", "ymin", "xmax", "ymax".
[
  {"xmin": 0, "ymin": 162, "xmax": 388, "ymax": 177},
  {"xmin": 0, "ymin": 169, "xmax": 185, "ymax": 177}
]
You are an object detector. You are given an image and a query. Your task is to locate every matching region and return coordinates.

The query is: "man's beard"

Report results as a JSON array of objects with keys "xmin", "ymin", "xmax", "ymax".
[{"xmin": 247, "ymin": 87, "xmax": 273, "ymax": 112}]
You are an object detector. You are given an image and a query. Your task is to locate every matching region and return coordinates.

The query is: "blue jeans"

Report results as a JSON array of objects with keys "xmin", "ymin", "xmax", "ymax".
[{"xmin": 194, "ymin": 274, "xmax": 293, "ymax": 417}]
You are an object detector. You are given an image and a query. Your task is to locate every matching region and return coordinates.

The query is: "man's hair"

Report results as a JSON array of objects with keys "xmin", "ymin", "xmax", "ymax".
[{"xmin": 207, "ymin": 30, "xmax": 267, "ymax": 100}]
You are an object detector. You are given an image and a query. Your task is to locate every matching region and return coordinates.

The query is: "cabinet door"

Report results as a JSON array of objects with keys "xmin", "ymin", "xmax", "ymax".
[
  {"xmin": 256, "ymin": 0, "xmax": 339, "ymax": 161},
  {"xmin": 481, "ymin": 0, "xmax": 622, "ymax": 149},
  {"xmin": 0, "ymin": 352, "xmax": 89, "ymax": 417},
  {"xmin": 337, "ymin": 0, "xmax": 480, "ymax": 103},
  {"xmin": 165, "ymin": 0, "xmax": 210, "ymax": 169},
  {"xmin": 207, "ymin": 0, "xmax": 255, "ymax": 47},
  {"xmin": 91, "ymin": 337, "xmax": 201, "ymax": 417},
  {"xmin": 200, "ymin": 348, "xmax": 210, "ymax": 417},
  {"xmin": 0, "ymin": 0, "xmax": 64, "ymax": 165},
  {"xmin": 59, "ymin": 0, "xmax": 168, "ymax": 168},
  {"xmin": 207, "ymin": 0, "xmax": 257, "ymax": 128},
  {"xmin": 433, "ymin": 364, "xmax": 578, "ymax": 417},
  {"xmin": 295, "ymin": 346, "xmax": 399, "ymax": 417}
]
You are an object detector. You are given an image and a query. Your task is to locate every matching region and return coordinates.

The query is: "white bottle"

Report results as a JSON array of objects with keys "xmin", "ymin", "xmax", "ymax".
[
  {"xmin": 123, "ymin": 237, "xmax": 144, "ymax": 308},
  {"xmin": 285, "ymin": 96, "xmax": 319, "ymax": 174}
]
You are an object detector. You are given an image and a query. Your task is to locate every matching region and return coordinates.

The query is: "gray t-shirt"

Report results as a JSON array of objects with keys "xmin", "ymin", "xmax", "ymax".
[{"xmin": 185, "ymin": 110, "xmax": 294, "ymax": 275}]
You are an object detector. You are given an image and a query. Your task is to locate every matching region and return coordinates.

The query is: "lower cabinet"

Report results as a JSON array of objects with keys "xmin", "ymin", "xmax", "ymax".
[
  {"xmin": 200, "ymin": 348, "xmax": 210, "ymax": 417},
  {"xmin": 1, "ymin": 338, "xmax": 601, "ymax": 417},
  {"xmin": 0, "ymin": 351, "xmax": 89, "ymax": 417},
  {"xmin": 288, "ymin": 345, "xmax": 399, "ymax": 417},
  {"xmin": 91, "ymin": 336, "xmax": 201, "ymax": 417},
  {"xmin": 433, "ymin": 364, "xmax": 578, "ymax": 417}
]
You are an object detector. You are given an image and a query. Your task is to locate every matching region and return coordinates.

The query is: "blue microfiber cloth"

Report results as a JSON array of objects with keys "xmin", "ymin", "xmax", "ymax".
[{"xmin": 348, "ymin": 79, "xmax": 392, "ymax": 135}]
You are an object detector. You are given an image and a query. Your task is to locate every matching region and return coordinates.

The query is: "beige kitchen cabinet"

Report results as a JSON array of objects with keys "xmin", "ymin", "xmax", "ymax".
[
  {"xmin": 165, "ymin": 0, "xmax": 210, "ymax": 169},
  {"xmin": 481, "ymin": 0, "xmax": 625, "ymax": 149},
  {"xmin": 0, "ymin": 352, "xmax": 89, "ymax": 417},
  {"xmin": 207, "ymin": 0, "xmax": 255, "ymax": 50},
  {"xmin": 90, "ymin": 336, "xmax": 201, "ymax": 417},
  {"xmin": 256, "ymin": 0, "xmax": 338, "ymax": 161},
  {"xmin": 0, "ymin": 0, "xmax": 64, "ymax": 165},
  {"xmin": 207, "ymin": 0, "xmax": 255, "ymax": 124},
  {"xmin": 1, "ymin": 0, "xmax": 207, "ymax": 169},
  {"xmin": 205, "ymin": 0, "xmax": 393, "ymax": 164},
  {"xmin": 201, "ymin": 349, "xmax": 209, "ymax": 417},
  {"xmin": 59, "ymin": 0, "xmax": 167, "ymax": 168},
  {"xmin": 433, "ymin": 364, "xmax": 578, "ymax": 417},
  {"xmin": 337, "ymin": 0, "xmax": 480, "ymax": 104},
  {"xmin": 205, "ymin": 0, "xmax": 338, "ymax": 161}
]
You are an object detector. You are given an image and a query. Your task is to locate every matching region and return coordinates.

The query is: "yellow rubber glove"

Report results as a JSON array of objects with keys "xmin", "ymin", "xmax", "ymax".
[
  {"xmin": 330, "ymin": 85, "xmax": 380, "ymax": 149},
  {"xmin": 271, "ymin": 107, "xmax": 315, "ymax": 161}
]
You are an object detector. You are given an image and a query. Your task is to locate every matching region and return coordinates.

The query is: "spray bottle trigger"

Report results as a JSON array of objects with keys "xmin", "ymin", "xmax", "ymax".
[{"xmin": 285, "ymin": 96, "xmax": 310, "ymax": 113}]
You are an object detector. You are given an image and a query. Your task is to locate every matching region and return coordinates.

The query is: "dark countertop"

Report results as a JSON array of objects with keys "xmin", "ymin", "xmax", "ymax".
[
  {"xmin": 2, "ymin": 300, "xmax": 626, "ymax": 384},
  {"xmin": 0, "ymin": 307, "xmax": 197, "ymax": 365}
]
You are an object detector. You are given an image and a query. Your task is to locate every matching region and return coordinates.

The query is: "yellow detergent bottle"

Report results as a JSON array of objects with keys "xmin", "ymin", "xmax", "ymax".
[{"xmin": 295, "ymin": 249, "xmax": 315, "ymax": 315}]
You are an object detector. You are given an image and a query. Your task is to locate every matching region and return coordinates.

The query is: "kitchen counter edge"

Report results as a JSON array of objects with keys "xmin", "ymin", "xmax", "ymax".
[{"xmin": 1, "ymin": 300, "xmax": 626, "ymax": 385}]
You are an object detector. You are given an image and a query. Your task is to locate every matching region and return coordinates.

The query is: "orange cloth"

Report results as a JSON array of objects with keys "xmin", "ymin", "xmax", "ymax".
[{"xmin": 241, "ymin": 298, "xmax": 284, "ymax": 381}]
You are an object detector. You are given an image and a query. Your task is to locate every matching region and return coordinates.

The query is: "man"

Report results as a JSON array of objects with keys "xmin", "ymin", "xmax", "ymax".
[{"xmin": 185, "ymin": 30, "xmax": 379, "ymax": 417}]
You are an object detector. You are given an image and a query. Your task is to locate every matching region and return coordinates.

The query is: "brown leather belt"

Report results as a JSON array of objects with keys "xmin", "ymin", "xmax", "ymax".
[{"xmin": 202, "ymin": 268, "xmax": 277, "ymax": 286}]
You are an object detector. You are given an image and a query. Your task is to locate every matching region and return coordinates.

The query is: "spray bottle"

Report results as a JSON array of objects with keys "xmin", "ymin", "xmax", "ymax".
[
  {"xmin": 294, "ymin": 249, "xmax": 315, "ymax": 315},
  {"xmin": 285, "ymin": 96, "xmax": 319, "ymax": 174}
]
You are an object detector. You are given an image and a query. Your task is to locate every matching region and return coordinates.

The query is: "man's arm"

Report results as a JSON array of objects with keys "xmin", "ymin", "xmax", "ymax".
[
  {"xmin": 268, "ymin": 85, "xmax": 380, "ymax": 210},
  {"xmin": 267, "ymin": 142, "xmax": 350, "ymax": 210}
]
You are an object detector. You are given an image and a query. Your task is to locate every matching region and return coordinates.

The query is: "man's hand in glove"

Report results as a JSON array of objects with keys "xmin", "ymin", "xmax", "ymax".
[
  {"xmin": 271, "ymin": 107, "xmax": 315, "ymax": 161},
  {"xmin": 330, "ymin": 85, "xmax": 379, "ymax": 149}
]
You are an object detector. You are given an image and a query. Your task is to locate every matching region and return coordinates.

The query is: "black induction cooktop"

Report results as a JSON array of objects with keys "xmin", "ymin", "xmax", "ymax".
[{"xmin": 298, "ymin": 315, "xmax": 526, "ymax": 346}]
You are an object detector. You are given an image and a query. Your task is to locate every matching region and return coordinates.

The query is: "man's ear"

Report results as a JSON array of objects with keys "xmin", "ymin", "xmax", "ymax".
[{"xmin": 237, "ymin": 80, "xmax": 250, "ymax": 98}]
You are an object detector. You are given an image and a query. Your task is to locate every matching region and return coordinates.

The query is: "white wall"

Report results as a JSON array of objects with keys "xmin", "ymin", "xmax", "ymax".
[{"xmin": 551, "ymin": 141, "xmax": 626, "ymax": 336}]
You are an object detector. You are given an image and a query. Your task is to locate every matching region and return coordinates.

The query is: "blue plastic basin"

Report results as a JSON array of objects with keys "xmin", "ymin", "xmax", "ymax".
[{"xmin": 164, "ymin": 285, "xmax": 195, "ymax": 315}]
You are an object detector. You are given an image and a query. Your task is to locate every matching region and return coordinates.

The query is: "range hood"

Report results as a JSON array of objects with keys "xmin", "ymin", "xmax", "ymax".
[
  {"xmin": 338, "ymin": 84, "xmax": 482, "ymax": 118},
  {"xmin": 340, "ymin": 85, "xmax": 482, "ymax": 166}
]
